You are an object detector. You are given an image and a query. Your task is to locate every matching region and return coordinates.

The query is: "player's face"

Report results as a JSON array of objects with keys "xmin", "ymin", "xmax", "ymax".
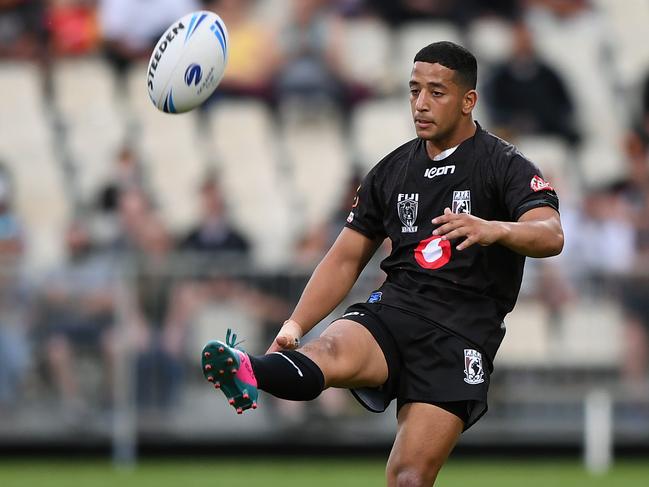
[{"xmin": 409, "ymin": 62, "xmax": 470, "ymax": 143}]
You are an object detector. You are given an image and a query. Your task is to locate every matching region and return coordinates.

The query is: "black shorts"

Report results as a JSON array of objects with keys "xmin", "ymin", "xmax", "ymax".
[{"xmin": 336, "ymin": 302, "xmax": 490, "ymax": 430}]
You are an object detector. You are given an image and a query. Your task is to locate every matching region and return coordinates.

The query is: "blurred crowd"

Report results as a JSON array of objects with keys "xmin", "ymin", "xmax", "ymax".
[{"xmin": 1, "ymin": 0, "xmax": 649, "ymax": 426}]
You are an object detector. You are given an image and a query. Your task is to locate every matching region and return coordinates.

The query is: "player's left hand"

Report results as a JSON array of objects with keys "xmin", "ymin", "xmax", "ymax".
[{"xmin": 432, "ymin": 207, "xmax": 504, "ymax": 251}]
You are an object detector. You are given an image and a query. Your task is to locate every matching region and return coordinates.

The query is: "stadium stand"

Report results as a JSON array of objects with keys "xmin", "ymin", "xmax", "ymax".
[
  {"xmin": 208, "ymin": 99, "xmax": 295, "ymax": 267},
  {"xmin": 52, "ymin": 58, "xmax": 127, "ymax": 203},
  {"xmin": 340, "ymin": 17, "xmax": 394, "ymax": 95},
  {"xmin": 0, "ymin": 62, "xmax": 69, "ymax": 270},
  {"xmin": 395, "ymin": 21, "xmax": 464, "ymax": 91},
  {"xmin": 126, "ymin": 63, "xmax": 205, "ymax": 234},
  {"xmin": 1, "ymin": 0, "xmax": 648, "ymax": 456},
  {"xmin": 351, "ymin": 97, "xmax": 413, "ymax": 172},
  {"xmin": 279, "ymin": 102, "xmax": 350, "ymax": 233}
]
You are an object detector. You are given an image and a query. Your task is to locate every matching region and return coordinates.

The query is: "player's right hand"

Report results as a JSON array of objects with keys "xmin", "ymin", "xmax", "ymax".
[{"xmin": 266, "ymin": 319, "xmax": 303, "ymax": 354}]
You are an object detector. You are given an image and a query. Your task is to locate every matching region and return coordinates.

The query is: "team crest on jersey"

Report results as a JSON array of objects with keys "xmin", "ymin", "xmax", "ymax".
[
  {"xmin": 397, "ymin": 193, "xmax": 419, "ymax": 233},
  {"xmin": 452, "ymin": 190, "xmax": 471, "ymax": 214},
  {"xmin": 463, "ymin": 349, "xmax": 484, "ymax": 385}
]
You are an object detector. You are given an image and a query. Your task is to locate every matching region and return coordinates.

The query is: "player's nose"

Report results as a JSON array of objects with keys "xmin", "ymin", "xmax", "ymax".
[{"xmin": 414, "ymin": 91, "xmax": 430, "ymax": 112}]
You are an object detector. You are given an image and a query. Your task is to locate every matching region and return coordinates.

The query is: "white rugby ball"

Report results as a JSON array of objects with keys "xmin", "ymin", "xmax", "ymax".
[{"xmin": 147, "ymin": 11, "xmax": 228, "ymax": 114}]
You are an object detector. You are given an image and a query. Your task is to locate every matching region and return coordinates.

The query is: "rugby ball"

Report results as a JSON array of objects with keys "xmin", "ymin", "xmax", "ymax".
[{"xmin": 147, "ymin": 11, "xmax": 228, "ymax": 114}]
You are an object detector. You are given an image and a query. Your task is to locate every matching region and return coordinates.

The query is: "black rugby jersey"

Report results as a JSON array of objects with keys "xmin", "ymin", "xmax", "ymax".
[{"xmin": 345, "ymin": 122, "xmax": 559, "ymax": 362}]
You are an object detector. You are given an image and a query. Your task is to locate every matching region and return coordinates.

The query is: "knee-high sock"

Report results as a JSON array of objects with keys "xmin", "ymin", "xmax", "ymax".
[{"xmin": 249, "ymin": 351, "xmax": 325, "ymax": 401}]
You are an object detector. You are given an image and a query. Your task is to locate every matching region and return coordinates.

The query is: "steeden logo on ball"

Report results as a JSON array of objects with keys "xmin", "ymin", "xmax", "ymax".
[{"xmin": 147, "ymin": 10, "xmax": 228, "ymax": 114}]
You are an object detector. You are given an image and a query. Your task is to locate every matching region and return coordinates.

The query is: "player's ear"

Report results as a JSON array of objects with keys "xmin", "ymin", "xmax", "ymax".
[{"xmin": 462, "ymin": 89, "xmax": 477, "ymax": 115}]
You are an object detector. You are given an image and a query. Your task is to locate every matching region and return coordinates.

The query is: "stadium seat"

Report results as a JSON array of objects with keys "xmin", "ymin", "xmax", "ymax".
[
  {"xmin": 52, "ymin": 58, "xmax": 127, "ymax": 203},
  {"xmin": 592, "ymin": 0, "xmax": 649, "ymax": 89},
  {"xmin": 340, "ymin": 18, "xmax": 394, "ymax": 95},
  {"xmin": 394, "ymin": 21, "xmax": 464, "ymax": 91},
  {"xmin": 515, "ymin": 136, "xmax": 570, "ymax": 179},
  {"xmin": 578, "ymin": 140, "xmax": 626, "ymax": 189},
  {"xmin": 208, "ymin": 100, "xmax": 295, "ymax": 268},
  {"xmin": 138, "ymin": 112, "xmax": 205, "ymax": 234},
  {"xmin": 351, "ymin": 98, "xmax": 414, "ymax": 172},
  {"xmin": 497, "ymin": 299, "xmax": 550, "ymax": 366},
  {"xmin": 527, "ymin": 8, "xmax": 625, "ymax": 172},
  {"xmin": 0, "ymin": 62, "xmax": 69, "ymax": 270},
  {"xmin": 2, "ymin": 148, "xmax": 69, "ymax": 271},
  {"xmin": 498, "ymin": 297, "xmax": 622, "ymax": 367},
  {"xmin": 52, "ymin": 57, "xmax": 122, "ymax": 126},
  {"xmin": 279, "ymin": 103, "xmax": 351, "ymax": 232},
  {"xmin": 466, "ymin": 17, "xmax": 514, "ymax": 68},
  {"xmin": 124, "ymin": 63, "xmax": 207, "ymax": 235},
  {"xmin": 0, "ymin": 62, "xmax": 50, "ymax": 150},
  {"xmin": 557, "ymin": 299, "xmax": 623, "ymax": 367}
]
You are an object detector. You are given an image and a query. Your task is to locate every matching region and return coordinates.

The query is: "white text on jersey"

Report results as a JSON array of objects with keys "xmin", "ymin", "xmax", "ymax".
[{"xmin": 424, "ymin": 165, "xmax": 455, "ymax": 179}]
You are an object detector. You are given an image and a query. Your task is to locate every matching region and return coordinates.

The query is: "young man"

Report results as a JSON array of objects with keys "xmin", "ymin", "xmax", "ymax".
[{"xmin": 202, "ymin": 41, "xmax": 563, "ymax": 486}]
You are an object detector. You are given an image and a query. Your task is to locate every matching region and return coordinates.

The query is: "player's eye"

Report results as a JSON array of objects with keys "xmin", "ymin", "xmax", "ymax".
[
  {"xmin": 432, "ymin": 91, "xmax": 444, "ymax": 97},
  {"xmin": 409, "ymin": 89, "xmax": 420, "ymax": 96}
]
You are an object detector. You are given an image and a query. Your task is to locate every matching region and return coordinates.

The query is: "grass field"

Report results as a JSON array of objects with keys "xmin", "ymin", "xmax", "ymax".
[{"xmin": 0, "ymin": 459, "xmax": 647, "ymax": 486}]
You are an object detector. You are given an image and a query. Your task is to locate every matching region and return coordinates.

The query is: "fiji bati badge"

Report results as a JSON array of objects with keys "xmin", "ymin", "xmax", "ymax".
[{"xmin": 397, "ymin": 193, "xmax": 419, "ymax": 233}]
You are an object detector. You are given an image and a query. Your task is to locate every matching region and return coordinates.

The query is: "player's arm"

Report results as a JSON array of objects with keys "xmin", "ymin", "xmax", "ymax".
[
  {"xmin": 267, "ymin": 228, "xmax": 382, "ymax": 353},
  {"xmin": 432, "ymin": 206, "xmax": 563, "ymax": 258}
]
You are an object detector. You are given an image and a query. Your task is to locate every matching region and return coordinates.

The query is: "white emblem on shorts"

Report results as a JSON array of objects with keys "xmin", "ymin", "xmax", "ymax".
[{"xmin": 463, "ymin": 349, "xmax": 484, "ymax": 385}]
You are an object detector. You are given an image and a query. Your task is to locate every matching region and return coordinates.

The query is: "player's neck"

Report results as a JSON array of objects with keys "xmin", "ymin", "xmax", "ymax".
[{"xmin": 425, "ymin": 119, "xmax": 477, "ymax": 160}]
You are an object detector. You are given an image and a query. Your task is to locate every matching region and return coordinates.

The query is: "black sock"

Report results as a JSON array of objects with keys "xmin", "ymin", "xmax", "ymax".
[{"xmin": 249, "ymin": 351, "xmax": 325, "ymax": 401}]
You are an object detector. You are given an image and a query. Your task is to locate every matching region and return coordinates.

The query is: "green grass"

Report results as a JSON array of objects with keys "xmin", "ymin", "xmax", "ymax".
[{"xmin": 0, "ymin": 459, "xmax": 647, "ymax": 486}]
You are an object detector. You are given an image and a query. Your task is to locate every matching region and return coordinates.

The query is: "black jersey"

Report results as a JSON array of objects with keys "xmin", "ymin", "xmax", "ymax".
[{"xmin": 345, "ymin": 122, "xmax": 559, "ymax": 362}]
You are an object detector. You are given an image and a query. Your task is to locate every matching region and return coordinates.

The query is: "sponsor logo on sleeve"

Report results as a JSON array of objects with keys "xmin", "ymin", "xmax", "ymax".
[{"xmin": 530, "ymin": 175, "xmax": 554, "ymax": 192}]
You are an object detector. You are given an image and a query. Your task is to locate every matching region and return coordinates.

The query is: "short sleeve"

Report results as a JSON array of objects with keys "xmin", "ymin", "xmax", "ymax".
[
  {"xmin": 501, "ymin": 154, "xmax": 560, "ymax": 221},
  {"xmin": 344, "ymin": 169, "xmax": 387, "ymax": 240}
]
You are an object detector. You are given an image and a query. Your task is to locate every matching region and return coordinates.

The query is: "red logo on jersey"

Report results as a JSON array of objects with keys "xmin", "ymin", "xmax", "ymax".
[
  {"xmin": 530, "ymin": 175, "xmax": 554, "ymax": 192},
  {"xmin": 414, "ymin": 235, "xmax": 451, "ymax": 270}
]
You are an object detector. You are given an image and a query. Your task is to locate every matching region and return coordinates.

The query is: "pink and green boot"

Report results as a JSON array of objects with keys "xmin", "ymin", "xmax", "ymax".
[{"xmin": 201, "ymin": 329, "xmax": 259, "ymax": 414}]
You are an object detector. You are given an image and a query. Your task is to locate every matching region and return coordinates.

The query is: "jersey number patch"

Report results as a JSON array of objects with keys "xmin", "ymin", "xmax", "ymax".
[{"xmin": 414, "ymin": 235, "xmax": 451, "ymax": 270}]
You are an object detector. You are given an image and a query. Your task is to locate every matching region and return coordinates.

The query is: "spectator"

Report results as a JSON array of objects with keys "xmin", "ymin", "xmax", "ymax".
[
  {"xmin": 111, "ymin": 189, "xmax": 184, "ymax": 412},
  {"xmin": 98, "ymin": 0, "xmax": 199, "ymax": 78},
  {"xmin": 96, "ymin": 144, "xmax": 146, "ymax": 216},
  {"xmin": 639, "ymin": 72, "xmax": 649, "ymax": 145},
  {"xmin": 202, "ymin": 0, "xmax": 280, "ymax": 105},
  {"xmin": 486, "ymin": 21, "xmax": 580, "ymax": 145},
  {"xmin": 367, "ymin": 0, "xmax": 519, "ymax": 27},
  {"xmin": 295, "ymin": 171, "xmax": 363, "ymax": 266},
  {"xmin": 46, "ymin": 0, "xmax": 99, "ymax": 56},
  {"xmin": 178, "ymin": 175, "xmax": 249, "ymax": 260},
  {"xmin": 274, "ymin": 0, "xmax": 362, "ymax": 113},
  {"xmin": 35, "ymin": 220, "xmax": 116, "ymax": 418},
  {"xmin": 0, "ymin": 0, "xmax": 47, "ymax": 60},
  {"xmin": 0, "ymin": 165, "xmax": 29, "ymax": 409},
  {"xmin": 612, "ymin": 133, "xmax": 649, "ymax": 395},
  {"xmin": 171, "ymin": 176, "xmax": 291, "ymax": 377},
  {"xmin": 130, "ymin": 217, "xmax": 182, "ymax": 412}
]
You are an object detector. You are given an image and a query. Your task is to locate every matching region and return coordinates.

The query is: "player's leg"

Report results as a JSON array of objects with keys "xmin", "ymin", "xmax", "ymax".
[
  {"xmin": 202, "ymin": 319, "xmax": 388, "ymax": 412},
  {"xmin": 385, "ymin": 402, "xmax": 464, "ymax": 486},
  {"xmin": 298, "ymin": 319, "xmax": 389, "ymax": 388}
]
